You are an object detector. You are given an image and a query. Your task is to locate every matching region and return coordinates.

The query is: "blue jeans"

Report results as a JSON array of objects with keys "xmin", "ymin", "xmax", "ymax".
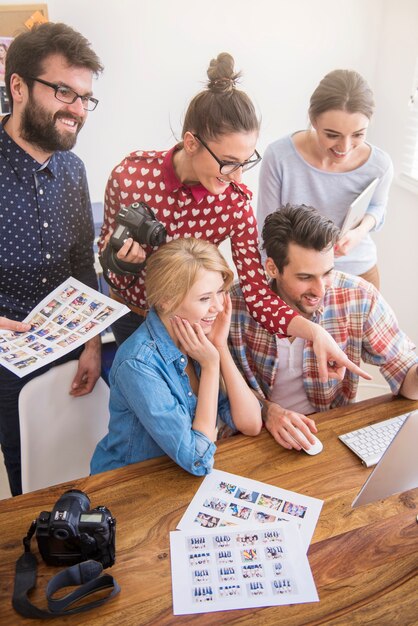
[
  {"xmin": 111, "ymin": 311, "xmax": 145, "ymax": 346},
  {"xmin": 0, "ymin": 347, "xmax": 82, "ymax": 496}
]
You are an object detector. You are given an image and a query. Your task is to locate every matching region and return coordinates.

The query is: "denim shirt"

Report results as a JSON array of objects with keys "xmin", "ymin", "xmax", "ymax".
[{"xmin": 91, "ymin": 308, "xmax": 235, "ymax": 476}]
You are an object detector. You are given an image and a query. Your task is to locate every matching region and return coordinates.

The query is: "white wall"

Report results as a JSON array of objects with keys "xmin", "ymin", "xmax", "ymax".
[
  {"xmin": 5, "ymin": 0, "xmax": 418, "ymax": 345},
  {"xmin": 368, "ymin": 0, "xmax": 418, "ymax": 347},
  {"xmin": 42, "ymin": 0, "xmax": 385, "ymax": 199}
]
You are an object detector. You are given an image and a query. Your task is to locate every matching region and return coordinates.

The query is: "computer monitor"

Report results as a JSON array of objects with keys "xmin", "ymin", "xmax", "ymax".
[{"xmin": 352, "ymin": 410, "xmax": 418, "ymax": 507}]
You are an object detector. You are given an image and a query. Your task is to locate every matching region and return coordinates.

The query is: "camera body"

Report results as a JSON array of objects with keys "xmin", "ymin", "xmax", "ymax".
[
  {"xmin": 110, "ymin": 202, "xmax": 167, "ymax": 252},
  {"xmin": 35, "ymin": 489, "xmax": 116, "ymax": 568},
  {"xmin": 99, "ymin": 201, "xmax": 167, "ymax": 281}
]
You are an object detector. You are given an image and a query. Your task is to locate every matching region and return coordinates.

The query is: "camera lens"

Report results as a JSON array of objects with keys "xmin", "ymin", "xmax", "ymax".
[{"xmin": 149, "ymin": 222, "xmax": 167, "ymax": 246}]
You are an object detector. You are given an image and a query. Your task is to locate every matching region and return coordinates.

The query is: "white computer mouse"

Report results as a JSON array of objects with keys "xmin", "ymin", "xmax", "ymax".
[
  {"xmin": 302, "ymin": 434, "xmax": 323, "ymax": 456},
  {"xmin": 290, "ymin": 431, "xmax": 323, "ymax": 455}
]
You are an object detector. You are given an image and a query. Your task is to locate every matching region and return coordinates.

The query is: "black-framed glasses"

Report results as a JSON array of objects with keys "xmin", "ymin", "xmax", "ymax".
[
  {"xmin": 194, "ymin": 134, "xmax": 261, "ymax": 175},
  {"xmin": 26, "ymin": 76, "xmax": 99, "ymax": 111}
]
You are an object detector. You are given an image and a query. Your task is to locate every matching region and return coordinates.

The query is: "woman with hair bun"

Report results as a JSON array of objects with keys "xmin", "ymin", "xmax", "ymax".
[
  {"xmin": 258, "ymin": 69, "xmax": 393, "ymax": 289},
  {"xmin": 101, "ymin": 54, "xmax": 369, "ymax": 382},
  {"xmin": 91, "ymin": 238, "xmax": 262, "ymax": 475}
]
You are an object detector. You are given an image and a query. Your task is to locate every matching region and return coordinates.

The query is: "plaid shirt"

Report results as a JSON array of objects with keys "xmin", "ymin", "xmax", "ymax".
[{"xmin": 229, "ymin": 273, "xmax": 418, "ymax": 411}]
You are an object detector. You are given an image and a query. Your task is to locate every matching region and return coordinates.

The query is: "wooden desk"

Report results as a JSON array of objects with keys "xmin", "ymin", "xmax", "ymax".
[{"xmin": 1, "ymin": 395, "xmax": 418, "ymax": 625}]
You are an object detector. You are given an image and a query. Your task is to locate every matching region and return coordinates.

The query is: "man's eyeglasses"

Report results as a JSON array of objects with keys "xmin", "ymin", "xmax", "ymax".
[
  {"xmin": 194, "ymin": 134, "xmax": 261, "ymax": 175},
  {"xmin": 27, "ymin": 76, "xmax": 99, "ymax": 111}
]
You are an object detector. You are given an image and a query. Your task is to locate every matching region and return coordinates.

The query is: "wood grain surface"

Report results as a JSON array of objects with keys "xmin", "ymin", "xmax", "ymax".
[{"xmin": 0, "ymin": 394, "xmax": 417, "ymax": 625}]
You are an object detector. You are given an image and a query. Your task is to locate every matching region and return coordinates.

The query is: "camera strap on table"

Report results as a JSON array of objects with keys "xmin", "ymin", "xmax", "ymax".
[{"xmin": 12, "ymin": 521, "xmax": 121, "ymax": 619}]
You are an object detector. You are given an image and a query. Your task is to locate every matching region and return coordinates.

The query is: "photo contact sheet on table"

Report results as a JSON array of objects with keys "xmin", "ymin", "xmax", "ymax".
[
  {"xmin": 177, "ymin": 470, "xmax": 323, "ymax": 551},
  {"xmin": 172, "ymin": 470, "xmax": 322, "ymax": 613},
  {"xmin": 0, "ymin": 277, "xmax": 129, "ymax": 377},
  {"xmin": 170, "ymin": 522, "xmax": 318, "ymax": 614}
]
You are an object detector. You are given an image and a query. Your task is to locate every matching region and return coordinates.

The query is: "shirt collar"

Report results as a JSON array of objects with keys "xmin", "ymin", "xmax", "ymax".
[
  {"xmin": 0, "ymin": 116, "xmax": 58, "ymax": 180},
  {"xmin": 162, "ymin": 145, "xmax": 213, "ymax": 204},
  {"xmin": 145, "ymin": 307, "xmax": 186, "ymax": 365}
]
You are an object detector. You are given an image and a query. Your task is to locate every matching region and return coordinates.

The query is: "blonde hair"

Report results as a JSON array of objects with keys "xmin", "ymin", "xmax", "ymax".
[{"xmin": 145, "ymin": 238, "xmax": 234, "ymax": 314}]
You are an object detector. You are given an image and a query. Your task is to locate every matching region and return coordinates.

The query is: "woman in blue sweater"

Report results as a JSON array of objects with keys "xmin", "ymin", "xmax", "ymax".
[{"xmin": 258, "ymin": 69, "xmax": 393, "ymax": 289}]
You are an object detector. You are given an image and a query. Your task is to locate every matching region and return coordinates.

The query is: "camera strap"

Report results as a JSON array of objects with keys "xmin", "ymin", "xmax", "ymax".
[{"xmin": 12, "ymin": 521, "xmax": 121, "ymax": 619}]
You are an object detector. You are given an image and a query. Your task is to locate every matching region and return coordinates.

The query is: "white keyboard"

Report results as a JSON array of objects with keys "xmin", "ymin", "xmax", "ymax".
[{"xmin": 339, "ymin": 412, "xmax": 412, "ymax": 467}]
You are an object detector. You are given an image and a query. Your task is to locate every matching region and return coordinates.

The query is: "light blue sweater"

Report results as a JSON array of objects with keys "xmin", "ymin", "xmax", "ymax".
[{"xmin": 257, "ymin": 133, "xmax": 393, "ymax": 275}]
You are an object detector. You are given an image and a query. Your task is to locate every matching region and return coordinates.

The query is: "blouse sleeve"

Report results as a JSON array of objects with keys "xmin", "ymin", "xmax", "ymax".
[
  {"xmin": 98, "ymin": 159, "xmax": 140, "ymax": 292},
  {"xmin": 98, "ymin": 163, "xmax": 121, "ymax": 254},
  {"xmin": 366, "ymin": 157, "xmax": 394, "ymax": 232},
  {"xmin": 230, "ymin": 199, "xmax": 298, "ymax": 336}
]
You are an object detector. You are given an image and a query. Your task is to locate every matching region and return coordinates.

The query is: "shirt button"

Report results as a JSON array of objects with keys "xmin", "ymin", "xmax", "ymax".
[
  {"xmin": 39, "ymin": 188, "xmax": 44, "ymax": 195},
  {"xmin": 43, "ymin": 221, "xmax": 49, "ymax": 228},
  {"xmin": 194, "ymin": 461, "xmax": 201, "ymax": 467},
  {"xmin": 41, "ymin": 277, "xmax": 47, "ymax": 283},
  {"xmin": 188, "ymin": 391, "xmax": 193, "ymax": 397},
  {"xmin": 180, "ymin": 357, "xmax": 185, "ymax": 363},
  {"xmin": 45, "ymin": 253, "xmax": 51, "ymax": 259}
]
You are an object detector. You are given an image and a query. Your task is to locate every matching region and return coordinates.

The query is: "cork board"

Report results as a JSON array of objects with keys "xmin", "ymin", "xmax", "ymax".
[
  {"xmin": 0, "ymin": 5, "xmax": 48, "ymax": 115},
  {"xmin": 0, "ymin": 4, "xmax": 48, "ymax": 37}
]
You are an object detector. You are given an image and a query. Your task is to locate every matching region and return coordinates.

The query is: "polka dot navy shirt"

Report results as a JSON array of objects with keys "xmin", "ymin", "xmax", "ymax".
[{"xmin": 0, "ymin": 118, "xmax": 97, "ymax": 322}]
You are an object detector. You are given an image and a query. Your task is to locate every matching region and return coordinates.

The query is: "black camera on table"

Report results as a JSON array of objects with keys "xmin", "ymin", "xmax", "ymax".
[
  {"xmin": 99, "ymin": 201, "xmax": 167, "ymax": 279},
  {"xmin": 35, "ymin": 489, "xmax": 116, "ymax": 569}
]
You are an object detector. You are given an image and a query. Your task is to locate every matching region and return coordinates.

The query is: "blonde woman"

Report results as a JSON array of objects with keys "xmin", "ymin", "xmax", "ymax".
[{"xmin": 91, "ymin": 238, "xmax": 262, "ymax": 476}]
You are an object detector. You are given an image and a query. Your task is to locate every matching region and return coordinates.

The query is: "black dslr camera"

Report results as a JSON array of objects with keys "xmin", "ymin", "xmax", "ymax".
[
  {"xmin": 34, "ymin": 489, "xmax": 116, "ymax": 568},
  {"xmin": 99, "ymin": 201, "xmax": 167, "ymax": 281}
]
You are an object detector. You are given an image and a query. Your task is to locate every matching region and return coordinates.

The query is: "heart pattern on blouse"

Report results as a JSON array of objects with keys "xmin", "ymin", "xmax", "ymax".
[{"xmin": 100, "ymin": 152, "xmax": 291, "ymax": 334}]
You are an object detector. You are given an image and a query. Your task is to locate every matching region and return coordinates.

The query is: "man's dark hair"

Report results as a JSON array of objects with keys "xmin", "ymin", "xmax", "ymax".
[
  {"xmin": 5, "ymin": 22, "xmax": 103, "ymax": 110},
  {"xmin": 262, "ymin": 204, "xmax": 340, "ymax": 273}
]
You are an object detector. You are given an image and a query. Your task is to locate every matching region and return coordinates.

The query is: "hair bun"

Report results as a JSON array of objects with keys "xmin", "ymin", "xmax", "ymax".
[{"xmin": 207, "ymin": 52, "xmax": 241, "ymax": 94}]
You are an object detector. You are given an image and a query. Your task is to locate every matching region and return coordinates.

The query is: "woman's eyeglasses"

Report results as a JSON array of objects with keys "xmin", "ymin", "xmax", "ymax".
[{"xmin": 194, "ymin": 134, "xmax": 261, "ymax": 175}]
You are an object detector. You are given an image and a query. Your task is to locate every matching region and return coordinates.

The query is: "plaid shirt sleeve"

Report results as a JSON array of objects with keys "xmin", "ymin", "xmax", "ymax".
[
  {"xmin": 303, "ymin": 274, "xmax": 418, "ymax": 409},
  {"xmin": 361, "ymin": 286, "xmax": 418, "ymax": 394}
]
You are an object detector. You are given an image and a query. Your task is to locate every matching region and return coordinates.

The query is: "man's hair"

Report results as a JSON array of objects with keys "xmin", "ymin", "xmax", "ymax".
[
  {"xmin": 262, "ymin": 204, "xmax": 340, "ymax": 273},
  {"xmin": 5, "ymin": 22, "xmax": 103, "ymax": 110}
]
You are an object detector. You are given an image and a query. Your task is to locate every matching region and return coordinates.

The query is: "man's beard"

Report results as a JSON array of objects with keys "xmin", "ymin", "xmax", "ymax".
[{"xmin": 20, "ymin": 92, "xmax": 83, "ymax": 153}]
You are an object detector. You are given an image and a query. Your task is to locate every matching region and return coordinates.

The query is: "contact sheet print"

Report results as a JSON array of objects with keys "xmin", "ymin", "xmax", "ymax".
[
  {"xmin": 177, "ymin": 470, "xmax": 323, "ymax": 551},
  {"xmin": 0, "ymin": 277, "xmax": 129, "ymax": 377},
  {"xmin": 170, "ymin": 522, "xmax": 318, "ymax": 614}
]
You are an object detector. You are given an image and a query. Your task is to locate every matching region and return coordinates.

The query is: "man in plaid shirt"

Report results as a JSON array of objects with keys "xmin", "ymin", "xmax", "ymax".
[{"xmin": 228, "ymin": 205, "xmax": 418, "ymax": 452}]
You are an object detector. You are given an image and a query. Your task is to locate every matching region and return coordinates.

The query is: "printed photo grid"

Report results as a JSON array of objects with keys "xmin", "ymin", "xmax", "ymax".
[
  {"xmin": 0, "ymin": 277, "xmax": 129, "ymax": 377},
  {"xmin": 177, "ymin": 469, "xmax": 323, "ymax": 551},
  {"xmin": 170, "ymin": 522, "xmax": 318, "ymax": 614}
]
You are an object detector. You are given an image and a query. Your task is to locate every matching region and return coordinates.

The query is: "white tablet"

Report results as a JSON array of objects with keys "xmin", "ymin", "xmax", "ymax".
[{"xmin": 340, "ymin": 178, "xmax": 379, "ymax": 235}]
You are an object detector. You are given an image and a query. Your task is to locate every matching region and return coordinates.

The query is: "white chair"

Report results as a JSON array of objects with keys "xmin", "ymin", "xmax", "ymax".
[{"xmin": 19, "ymin": 360, "xmax": 110, "ymax": 493}]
